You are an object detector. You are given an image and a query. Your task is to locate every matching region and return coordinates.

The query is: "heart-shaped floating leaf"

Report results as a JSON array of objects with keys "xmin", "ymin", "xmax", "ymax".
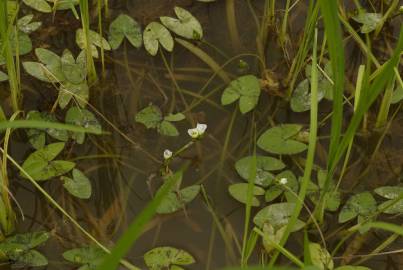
[
  {"xmin": 65, "ymin": 107, "xmax": 102, "ymax": 144},
  {"xmin": 76, "ymin": 28, "xmax": 111, "ymax": 58},
  {"xmin": 135, "ymin": 105, "xmax": 181, "ymax": 136},
  {"xmin": 61, "ymin": 50, "xmax": 86, "ymax": 84},
  {"xmin": 265, "ymin": 170, "xmax": 298, "ymax": 202},
  {"xmin": 156, "ymin": 185, "xmax": 200, "ymax": 214},
  {"xmin": 63, "ymin": 246, "xmax": 105, "ymax": 266},
  {"xmin": 108, "ymin": 14, "xmax": 142, "ymax": 50},
  {"xmin": 59, "ymin": 81, "xmax": 89, "ymax": 109},
  {"xmin": 253, "ymin": 202, "xmax": 305, "ymax": 231},
  {"xmin": 21, "ymin": 142, "xmax": 75, "ymax": 181},
  {"xmin": 17, "ymin": 15, "xmax": 42, "ymax": 34},
  {"xmin": 309, "ymin": 243, "xmax": 334, "ymax": 270},
  {"xmin": 160, "ymin": 6, "xmax": 203, "ymax": 40},
  {"xmin": 221, "ymin": 75, "xmax": 261, "ymax": 114},
  {"xmin": 235, "ymin": 156, "xmax": 285, "ymax": 187},
  {"xmin": 338, "ymin": 192, "xmax": 377, "ymax": 223},
  {"xmin": 143, "ymin": 22, "xmax": 174, "ymax": 56},
  {"xmin": 228, "ymin": 183, "xmax": 265, "ymax": 207},
  {"xmin": 23, "ymin": 0, "xmax": 52, "ymax": 13},
  {"xmin": 352, "ymin": 13, "xmax": 382, "ymax": 34},
  {"xmin": 257, "ymin": 124, "xmax": 308, "ymax": 155},
  {"xmin": 144, "ymin": 246, "xmax": 195, "ymax": 269},
  {"xmin": 61, "ymin": 169, "xmax": 92, "ymax": 199}
]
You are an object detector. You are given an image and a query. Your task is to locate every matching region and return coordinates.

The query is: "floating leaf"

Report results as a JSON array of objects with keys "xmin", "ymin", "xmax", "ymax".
[
  {"xmin": 374, "ymin": 186, "xmax": 403, "ymax": 199},
  {"xmin": 61, "ymin": 169, "xmax": 92, "ymax": 199},
  {"xmin": 17, "ymin": 15, "xmax": 42, "ymax": 34},
  {"xmin": 253, "ymin": 202, "xmax": 305, "ymax": 230},
  {"xmin": 158, "ymin": 120, "xmax": 179, "ymax": 136},
  {"xmin": 378, "ymin": 199, "xmax": 403, "ymax": 215},
  {"xmin": 228, "ymin": 183, "xmax": 264, "ymax": 207},
  {"xmin": 157, "ymin": 185, "xmax": 200, "ymax": 214},
  {"xmin": 22, "ymin": 0, "xmax": 52, "ymax": 13},
  {"xmin": 135, "ymin": 105, "xmax": 163, "ymax": 129},
  {"xmin": 65, "ymin": 107, "xmax": 101, "ymax": 144},
  {"xmin": 164, "ymin": 113, "xmax": 186, "ymax": 122},
  {"xmin": 257, "ymin": 124, "xmax": 308, "ymax": 155},
  {"xmin": 309, "ymin": 243, "xmax": 334, "ymax": 270},
  {"xmin": 61, "ymin": 49, "xmax": 86, "ymax": 84},
  {"xmin": 63, "ymin": 246, "xmax": 105, "ymax": 268},
  {"xmin": 391, "ymin": 85, "xmax": 403, "ymax": 104},
  {"xmin": 160, "ymin": 6, "xmax": 203, "ymax": 40},
  {"xmin": 144, "ymin": 246, "xmax": 195, "ymax": 269},
  {"xmin": 339, "ymin": 192, "xmax": 377, "ymax": 223},
  {"xmin": 352, "ymin": 13, "xmax": 382, "ymax": 34},
  {"xmin": 143, "ymin": 22, "xmax": 174, "ymax": 56},
  {"xmin": 221, "ymin": 75, "xmax": 261, "ymax": 114},
  {"xmin": 265, "ymin": 170, "xmax": 298, "ymax": 202},
  {"xmin": 3, "ymin": 231, "xmax": 49, "ymax": 250},
  {"xmin": 10, "ymin": 250, "xmax": 48, "ymax": 267},
  {"xmin": 235, "ymin": 156, "xmax": 285, "ymax": 187},
  {"xmin": 59, "ymin": 81, "xmax": 89, "ymax": 109},
  {"xmin": 108, "ymin": 14, "xmax": 142, "ymax": 49},
  {"xmin": 76, "ymin": 28, "xmax": 111, "ymax": 58}
]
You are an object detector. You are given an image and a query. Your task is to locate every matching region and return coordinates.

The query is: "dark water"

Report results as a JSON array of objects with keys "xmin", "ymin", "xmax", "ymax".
[{"xmin": 1, "ymin": 0, "xmax": 402, "ymax": 269}]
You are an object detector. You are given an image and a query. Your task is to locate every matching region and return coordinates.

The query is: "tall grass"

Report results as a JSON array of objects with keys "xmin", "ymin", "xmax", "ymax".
[
  {"xmin": 0, "ymin": 1, "xmax": 20, "ymax": 112},
  {"xmin": 79, "ymin": 0, "xmax": 97, "ymax": 83}
]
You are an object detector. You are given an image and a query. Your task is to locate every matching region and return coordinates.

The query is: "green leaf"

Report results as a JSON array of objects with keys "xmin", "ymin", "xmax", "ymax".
[
  {"xmin": 76, "ymin": 29, "xmax": 111, "ymax": 58},
  {"xmin": 339, "ymin": 192, "xmax": 377, "ymax": 223},
  {"xmin": 164, "ymin": 113, "xmax": 185, "ymax": 122},
  {"xmin": 290, "ymin": 79, "xmax": 311, "ymax": 112},
  {"xmin": 65, "ymin": 107, "xmax": 101, "ymax": 144},
  {"xmin": 61, "ymin": 49, "xmax": 86, "ymax": 84},
  {"xmin": 257, "ymin": 124, "xmax": 308, "ymax": 155},
  {"xmin": 143, "ymin": 22, "xmax": 174, "ymax": 56},
  {"xmin": 23, "ymin": 62, "xmax": 53, "ymax": 82},
  {"xmin": 17, "ymin": 15, "xmax": 42, "ymax": 34},
  {"xmin": 253, "ymin": 202, "xmax": 305, "ymax": 230},
  {"xmin": 108, "ymin": 14, "xmax": 142, "ymax": 50},
  {"xmin": 374, "ymin": 186, "xmax": 403, "ymax": 199},
  {"xmin": 221, "ymin": 75, "xmax": 261, "ymax": 114},
  {"xmin": 160, "ymin": 6, "xmax": 203, "ymax": 40},
  {"xmin": 34, "ymin": 48, "xmax": 65, "ymax": 82},
  {"xmin": 391, "ymin": 85, "xmax": 403, "ymax": 104},
  {"xmin": 156, "ymin": 185, "xmax": 200, "ymax": 214},
  {"xmin": 144, "ymin": 246, "xmax": 195, "ymax": 269},
  {"xmin": 62, "ymin": 169, "xmax": 92, "ymax": 199},
  {"xmin": 3, "ymin": 231, "xmax": 49, "ymax": 250},
  {"xmin": 265, "ymin": 170, "xmax": 298, "ymax": 202},
  {"xmin": 135, "ymin": 104, "xmax": 163, "ymax": 129},
  {"xmin": 22, "ymin": 0, "xmax": 52, "ymax": 13},
  {"xmin": 63, "ymin": 246, "xmax": 105, "ymax": 266},
  {"xmin": 158, "ymin": 120, "xmax": 179, "ymax": 136},
  {"xmin": 9, "ymin": 30, "xmax": 33, "ymax": 56},
  {"xmin": 352, "ymin": 13, "xmax": 382, "ymax": 34},
  {"xmin": 228, "ymin": 183, "xmax": 264, "ymax": 207},
  {"xmin": 10, "ymin": 249, "xmax": 48, "ymax": 267},
  {"xmin": 335, "ymin": 266, "xmax": 371, "ymax": 270},
  {"xmin": 48, "ymin": 0, "xmax": 80, "ymax": 11},
  {"xmin": 378, "ymin": 199, "xmax": 403, "ymax": 214},
  {"xmin": 235, "ymin": 156, "xmax": 285, "ymax": 187},
  {"xmin": 59, "ymin": 81, "xmax": 89, "ymax": 109},
  {"xmin": 309, "ymin": 243, "xmax": 334, "ymax": 270}
]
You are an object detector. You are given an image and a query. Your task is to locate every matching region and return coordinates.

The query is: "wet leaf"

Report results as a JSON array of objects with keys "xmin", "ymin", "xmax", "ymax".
[
  {"xmin": 228, "ymin": 183, "xmax": 264, "ymax": 207},
  {"xmin": 144, "ymin": 246, "xmax": 195, "ymax": 269},
  {"xmin": 235, "ymin": 156, "xmax": 285, "ymax": 187},
  {"xmin": 158, "ymin": 120, "xmax": 179, "ymax": 136},
  {"xmin": 339, "ymin": 192, "xmax": 377, "ymax": 223},
  {"xmin": 63, "ymin": 246, "xmax": 105, "ymax": 268},
  {"xmin": 265, "ymin": 170, "xmax": 298, "ymax": 202},
  {"xmin": 22, "ymin": 0, "xmax": 52, "ymax": 13},
  {"xmin": 143, "ymin": 22, "xmax": 174, "ymax": 56},
  {"xmin": 164, "ymin": 113, "xmax": 186, "ymax": 122},
  {"xmin": 309, "ymin": 243, "xmax": 334, "ymax": 270},
  {"xmin": 76, "ymin": 28, "xmax": 111, "ymax": 58},
  {"xmin": 62, "ymin": 169, "xmax": 92, "ymax": 199},
  {"xmin": 221, "ymin": 75, "xmax": 261, "ymax": 114},
  {"xmin": 108, "ymin": 14, "xmax": 142, "ymax": 49},
  {"xmin": 160, "ymin": 6, "xmax": 203, "ymax": 40},
  {"xmin": 135, "ymin": 105, "xmax": 163, "ymax": 129},
  {"xmin": 157, "ymin": 185, "xmax": 200, "ymax": 214},
  {"xmin": 257, "ymin": 124, "xmax": 308, "ymax": 155},
  {"xmin": 17, "ymin": 15, "xmax": 41, "ymax": 34},
  {"xmin": 352, "ymin": 13, "xmax": 382, "ymax": 34},
  {"xmin": 253, "ymin": 202, "xmax": 305, "ymax": 230},
  {"xmin": 374, "ymin": 186, "xmax": 403, "ymax": 199},
  {"xmin": 65, "ymin": 107, "xmax": 101, "ymax": 144}
]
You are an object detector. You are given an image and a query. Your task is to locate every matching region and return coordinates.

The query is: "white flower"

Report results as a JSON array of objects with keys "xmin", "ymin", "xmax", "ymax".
[
  {"xmin": 187, "ymin": 128, "xmax": 199, "ymax": 139},
  {"xmin": 279, "ymin": 178, "xmax": 288, "ymax": 185},
  {"xmin": 196, "ymin": 123, "xmax": 207, "ymax": 135},
  {"xmin": 163, "ymin": 149, "xmax": 173, "ymax": 160}
]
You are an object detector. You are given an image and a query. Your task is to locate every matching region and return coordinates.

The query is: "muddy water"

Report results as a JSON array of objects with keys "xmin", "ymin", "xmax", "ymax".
[{"xmin": 4, "ymin": 0, "xmax": 403, "ymax": 269}]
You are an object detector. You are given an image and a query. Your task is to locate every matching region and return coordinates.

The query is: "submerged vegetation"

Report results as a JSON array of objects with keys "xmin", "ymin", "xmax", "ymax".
[{"xmin": 0, "ymin": 0, "xmax": 402, "ymax": 269}]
